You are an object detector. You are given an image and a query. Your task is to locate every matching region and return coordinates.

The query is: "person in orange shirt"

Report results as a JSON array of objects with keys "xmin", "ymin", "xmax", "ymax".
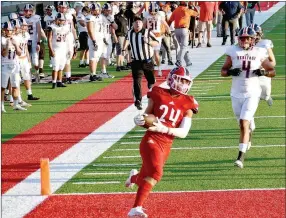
[
  {"xmin": 168, "ymin": 1, "xmax": 198, "ymax": 67},
  {"xmin": 197, "ymin": 1, "xmax": 218, "ymax": 48}
]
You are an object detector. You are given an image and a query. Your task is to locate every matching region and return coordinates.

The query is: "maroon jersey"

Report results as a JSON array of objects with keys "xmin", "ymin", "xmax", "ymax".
[{"xmin": 144, "ymin": 86, "xmax": 199, "ymax": 146}]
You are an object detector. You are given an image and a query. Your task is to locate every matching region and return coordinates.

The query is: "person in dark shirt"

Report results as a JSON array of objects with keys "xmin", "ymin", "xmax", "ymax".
[
  {"xmin": 219, "ymin": 1, "xmax": 243, "ymax": 45},
  {"xmin": 245, "ymin": 1, "xmax": 261, "ymax": 26}
]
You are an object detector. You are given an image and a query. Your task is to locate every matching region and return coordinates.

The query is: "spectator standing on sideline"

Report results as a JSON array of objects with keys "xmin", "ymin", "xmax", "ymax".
[
  {"xmin": 237, "ymin": 1, "xmax": 248, "ymax": 35},
  {"xmin": 122, "ymin": 16, "xmax": 159, "ymax": 110},
  {"xmin": 219, "ymin": 1, "xmax": 243, "ymax": 45},
  {"xmin": 126, "ymin": 66, "xmax": 199, "ymax": 217},
  {"xmin": 114, "ymin": 4, "xmax": 129, "ymax": 71},
  {"xmin": 245, "ymin": 1, "xmax": 261, "ymax": 26},
  {"xmin": 197, "ymin": 1, "xmax": 218, "ymax": 48},
  {"xmin": 168, "ymin": 1, "xmax": 198, "ymax": 67}
]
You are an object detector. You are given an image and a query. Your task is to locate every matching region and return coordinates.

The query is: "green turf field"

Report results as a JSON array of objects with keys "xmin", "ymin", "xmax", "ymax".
[{"xmin": 55, "ymin": 7, "xmax": 285, "ymax": 194}]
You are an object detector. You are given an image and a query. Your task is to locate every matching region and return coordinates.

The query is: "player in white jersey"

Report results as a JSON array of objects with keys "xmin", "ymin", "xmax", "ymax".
[
  {"xmin": 100, "ymin": 3, "xmax": 118, "ymax": 79},
  {"xmin": 1, "ymin": 21, "xmax": 26, "ymax": 112},
  {"xmin": 221, "ymin": 27, "xmax": 276, "ymax": 169},
  {"xmin": 47, "ymin": 13, "xmax": 70, "ymax": 89},
  {"xmin": 13, "ymin": 18, "xmax": 40, "ymax": 104},
  {"xmin": 23, "ymin": 4, "xmax": 41, "ymax": 79},
  {"xmin": 57, "ymin": 1, "xmax": 80, "ymax": 84},
  {"xmin": 143, "ymin": 2, "xmax": 170, "ymax": 76},
  {"xmin": 250, "ymin": 23, "xmax": 276, "ymax": 106},
  {"xmin": 86, "ymin": 3, "xmax": 104, "ymax": 82},
  {"xmin": 75, "ymin": 3, "xmax": 90, "ymax": 68}
]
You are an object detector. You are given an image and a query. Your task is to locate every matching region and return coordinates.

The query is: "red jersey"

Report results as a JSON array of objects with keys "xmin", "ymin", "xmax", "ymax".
[{"xmin": 144, "ymin": 86, "xmax": 199, "ymax": 146}]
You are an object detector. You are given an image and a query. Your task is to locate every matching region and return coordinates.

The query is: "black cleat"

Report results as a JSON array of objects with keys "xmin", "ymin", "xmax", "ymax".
[
  {"xmin": 207, "ymin": 42, "xmax": 212, "ymax": 47},
  {"xmin": 27, "ymin": 94, "xmax": 40, "ymax": 100},
  {"xmin": 94, "ymin": 75, "xmax": 103, "ymax": 81},
  {"xmin": 116, "ymin": 66, "xmax": 121, "ymax": 71},
  {"xmin": 168, "ymin": 60, "xmax": 174, "ymax": 65},
  {"xmin": 196, "ymin": 43, "xmax": 202, "ymax": 48},
  {"xmin": 120, "ymin": 66, "xmax": 129, "ymax": 70},
  {"xmin": 57, "ymin": 82, "xmax": 67, "ymax": 87},
  {"xmin": 52, "ymin": 83, "xmax": 56, "ymax": 89},
  {"xmin": 161, "ymin": 60, "xmax": 165, "ymax": 64},
  {"xmin": 135, "ymin": 100, "xmax": 143, "ymax": 110},
  {"xmin": 79, "ymin": 64, "xmax": 86, "ymax": 68}
]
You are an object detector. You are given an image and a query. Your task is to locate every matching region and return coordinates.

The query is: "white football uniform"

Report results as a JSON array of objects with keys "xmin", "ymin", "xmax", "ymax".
[
  {"xmin": 256, "ymin": 39, "xmax": 274, "ymax": 101},
  {"xmin": 1, "ymin": 37, "xmax": 21, "ymax": 88},
  {"xmin": 86, "ymin": 14, "xmax": 104, "ymax": 61},
  {"xmin": 25, "ymin": 14, "xmax": 41, "ymax": 66},
  {"xmin": 65, "ymin": 12, "xmax": 75, "ymax": 63},
  {"xmin": 145, "ymin": 14, "xmax": 164, "ymax": 51},
  {"xmin": 101, "ymin": 15, "xmax": 113, "ymax": 59},
  {"xmin": 15, "ymin": 32, "xmax": 31, "ymax": 80},
  {"xmin": 44, "ymin": 14, "xmax": 55, "ymax": 28},
  {"xmin": 226, "ymin": 45, "xmax": 268, "ymax": 121},
  {"xmin": 49, "ymin": 24, "xmax": 70, "ymax": 71},
  {"xmin": 76, "ymin": 12, "xmax": 87, "ymax": 33}
]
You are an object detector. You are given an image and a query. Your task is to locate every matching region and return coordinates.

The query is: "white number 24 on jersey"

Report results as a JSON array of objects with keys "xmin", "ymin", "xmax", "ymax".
[{"xmin": 159, "ymin": 105, "xmax": 181, "ymax": 127}]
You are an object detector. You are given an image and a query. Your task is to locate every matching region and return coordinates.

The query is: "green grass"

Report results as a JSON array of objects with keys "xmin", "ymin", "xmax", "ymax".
[{"xmin": 57, "ymin": 7, "xmax": 286, "ymax": 194}]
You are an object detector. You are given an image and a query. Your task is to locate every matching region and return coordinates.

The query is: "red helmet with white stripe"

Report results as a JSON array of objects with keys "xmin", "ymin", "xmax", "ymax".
[{"xmin": 167, "ymin": 66, "xmax": 193, "ymax": 95}]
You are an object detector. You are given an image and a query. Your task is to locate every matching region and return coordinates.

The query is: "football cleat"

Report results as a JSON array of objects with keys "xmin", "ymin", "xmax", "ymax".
[
  {"xmin": 13, "ymin": 104, "xmax": 27, "ymax": 111},
  {"xmin": 247, "ymin": 142, "xmax": 252, "ymax": 150},
  {"xmin": 28, "ymin": 95, "xmax": 40, "ymax": 100},
  {"xmin": 19, "ymin": 101, "xmax": 32, "ymax": 107},
  {"xmin": 128, "ymin": 206, "xmax": 148, "ymax": 218},
  {"xmin": 266, "ymin": 97, "xmax": 273, "ymax": 106},
  {"xmin": 168, "ymin": 60, "xmax": 174, "ymax": 65},
  {"xmin": 2, "ymin": 107, "xmax": 7, "ymax": 113},
  {"xmin": 125, "ymin": 169, "xmax": 138, "ymax": 189},
  {"xmin": 99, "ymin": 73, "xmax": 114, "ymax": 79},
  {"xmin": 57, "ymin": 82, "xmax": 67, "ymax": 87},
  {"xmin": 135, "ymin": 100, "xmax": 143, "ymax": 110},
  {"xmin": 234, "ymin": 160, "xmax": 244, "ymax": 169}
]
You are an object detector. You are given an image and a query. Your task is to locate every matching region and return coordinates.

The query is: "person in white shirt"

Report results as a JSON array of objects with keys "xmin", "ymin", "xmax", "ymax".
[
  {"xmin": 1, "ymin": 21, "xmax": 26, "ymax": 112},
  {"xmin": 221, "ymin": 27, "xmax": 276, "ymax": 169},
  {"xmin": 23, "ymin": 4, "xmax": 42, "ymax": 82},
  {"xmin": 44, "ymin": 5, "xmax": 55, "ymax": 68},
  {"xmin": 86, "ymin": 3, "xmax": 104, "ymax": 82},
  {"xmin": 47, "ymin": 13, "xmax": 70, "ymax": 89},
  {"xmin": 57, "ymin": 1, "xmax": 80, "ymax": 84},
  {"xmin": 75, "ymin": 3, "xmax": 90, "ymax": 68},
  {"xmin": 250, "ymin": 23, "xmax": 276, "ymax": 107},
  {"xmin": 100, "ymin": 3, "xmax": 118, "ymax": 79}
]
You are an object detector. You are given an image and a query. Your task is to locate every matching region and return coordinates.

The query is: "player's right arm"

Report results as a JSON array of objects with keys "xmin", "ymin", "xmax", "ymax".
[{"xmin": 86, "ymin": 16, "xmax": 95, "ymax": 41}]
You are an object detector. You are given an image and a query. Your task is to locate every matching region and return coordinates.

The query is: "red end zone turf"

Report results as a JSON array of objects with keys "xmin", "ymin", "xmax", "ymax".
[
  {"xmin": 25, "ymin": 189, "xmax": 285, "ymax": 218},
  {"xmin": 1, "ymin": 71, "xmax": 169, "ymax": 194}
]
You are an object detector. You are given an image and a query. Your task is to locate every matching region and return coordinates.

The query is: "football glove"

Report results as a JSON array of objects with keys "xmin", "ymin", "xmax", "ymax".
[
  {"xmin": 148, "ymin": 118, "xmax": 168, "ymax": 134},
  {"xmin": 103, "ymin": 38, "xmax": 109, "ymax": 45},
  {"xmin": 227, "ymin": 68, "xmax": 241, "ymax": 76},
  {"xmin": 92, "ymin": 40, "xmax": 98, "ymax": 51},
  {"xmin": 134, "ymin": 114, "xmax": 146, "ymax": 126},
  {"xmin": 75, "ymin": 39, "xmax": 80, "ymax": 49},
  {"xmin": 107, "ymin": 16, "xmax": 114, "ymax": 24},
  {"xmin": 253, "ymin": 69, "xmax": 267, "ymax": 76}
]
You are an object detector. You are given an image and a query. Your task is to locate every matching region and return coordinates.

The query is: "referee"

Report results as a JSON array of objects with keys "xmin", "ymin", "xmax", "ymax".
[{"xmin": 122, "ymin": 16, "xmax": 159, "ymax": 110}]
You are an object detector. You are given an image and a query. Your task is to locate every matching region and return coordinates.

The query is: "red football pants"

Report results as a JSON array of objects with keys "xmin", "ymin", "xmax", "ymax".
[{"xmin": 137, "ymin": 135, "xmax": 172, "ymax": 183}]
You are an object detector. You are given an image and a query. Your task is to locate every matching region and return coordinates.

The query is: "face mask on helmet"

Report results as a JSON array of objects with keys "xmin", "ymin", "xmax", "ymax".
[
  {"xmin": 167, "ymin": 67, "xmax": 193, "ymax": 95},
  {"xmin": 149, "ymin": 3, "xmax": 159, "ymax": 15},
  {"xmin": 23, "ymin": 4, "xmax": 34, "ymax": 18},
  {"xmin": 238, "ymin": 27, "xmax": 256, "ymax": 50},
  {"xmin": 3, "ymin": 22, "xmax": 14, "ymax": 38}
]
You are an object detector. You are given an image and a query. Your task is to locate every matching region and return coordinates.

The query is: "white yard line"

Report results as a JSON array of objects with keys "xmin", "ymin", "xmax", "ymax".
[
  {"xmin": 72, "ymin": 181, "xmax": 121, "ymax": 185},
  {"xmin": 93, "ymin": 163, "xmax": 138, "ymax": 167},
  {"xmin": 112, "ymin": 144, "xmax": 285, "ymax": 152},
  {"xmin": 2, "ymin": 3, "xmax": 285, "ymax": 218},
  {"xmin": 103, "ymin": 155, "xmax": 141, "ymax": 159},
  {"xmin": 83, "ymin": 172, "xmax": 127, "ymax": 175}
]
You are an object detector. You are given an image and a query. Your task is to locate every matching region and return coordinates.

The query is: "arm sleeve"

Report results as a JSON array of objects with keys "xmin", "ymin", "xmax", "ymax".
[{"xmin": 167, "ymin": 117, "xmax": 192, "ymax": 138}]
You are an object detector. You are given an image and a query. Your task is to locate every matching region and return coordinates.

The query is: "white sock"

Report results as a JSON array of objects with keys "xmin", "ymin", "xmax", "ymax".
[
  {"xmin": 101, "ymin": 69, "xmax": 106, "ymax": 74},
  {"xmin": 85, "ymin": 59, "xmax": 89, "ymax": 64},
  {"xmin": 1, "ymin": 101, "xmax": 4, "ymax": 109},
  {"xmin": 13, "ymin": 99, "xmax": 19, "ymax": 106},
  {"xmin": 80, "ymin": 60, "xmax": 84, "ymax": 64},
  {"xmin": 18, "ymin": 94, "xmax": 23, "ymax": 103},
  {"xmin": 9, "ymin": 95, "xmax": 13, "ymax": 102},
  {"xmin": 65, "ymin": 72, "xmax": 71, "ymax": 78},
  {"xmin": 91, "ymin": 72, "xmax": 96, "ymax": 76},
  {"xmin": 27, "ymin": 89, "xmax": 32, "ymax": 95},
  {"xmin": 5, "ymin": 89, "xmax": 9, "ymax": 95},
  {"xmin": 39, "ymin": 60, "xmax": 44, "ymax": 69},
  {"xmin": 239, "ymin": 143, "xmax": 248, "ymax": 153}
]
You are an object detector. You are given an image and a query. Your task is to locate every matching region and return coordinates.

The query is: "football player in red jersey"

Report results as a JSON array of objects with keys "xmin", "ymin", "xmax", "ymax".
[{"xmin": 126, "ymin": 66, "xmax": 199, "ymax": 217}]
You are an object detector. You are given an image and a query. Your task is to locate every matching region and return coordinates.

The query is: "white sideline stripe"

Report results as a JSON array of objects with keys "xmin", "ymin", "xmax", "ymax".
[
  {"xmin": 113, "ymin": 144, "xmax": 285, "ymax": 151},
  {"xmin": 83, "ymin": 172, "xmax": 127, "ymax": 175},
  {"xmin": 53, "ymin": 187, "xmax": 285, "ymax": 196},
  {"xmin": 193, "ymin": 115, "xmax": 285, "ymax": 120},
  {"xmin": 200, "ymin": 74, "xmax": 222, "ymax": 77},
  {"xmin": 196, "ymin": 94, "xmax": 285, "ymax": 99},
  {"xmin": 93, "ymin": 164, "xmax": 138, "ymax": 167},
  {"xmin": 190, "ymin": 89, "xmax": 213, "ymax": 91},
  {"xmin": 2, "ymin": 4, "xmax": 285, "ymax": 217},
  {"xmin": 192, "ymin": 86, "xmax": 215, "ymax": 89},
  {"xmin": 134, "ymin": 129, "xmax": 147, "ymax": 132},
  {"xmin": 72, "ymin": 181, "xmax": 121, "ymax": 185},
  {"xmin": 189, "ymin": 93, "xmax": 208, "ymax": 95},
  {"xmin": 128, "ymin": 135, "xmax": 144, "ymax": 138},
  {"xmin": 103, "ymin": 155, "xmax": 141, "ymax": 159},
  {"xmin": 121, "ymin": 141, "xmax": 139, "ymax": 145}
]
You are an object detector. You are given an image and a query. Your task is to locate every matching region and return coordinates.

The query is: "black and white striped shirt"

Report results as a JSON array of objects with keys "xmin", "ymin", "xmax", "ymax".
[{"xmin": 126, "ymin": 28, "xmax": 158, "ymax": 61}]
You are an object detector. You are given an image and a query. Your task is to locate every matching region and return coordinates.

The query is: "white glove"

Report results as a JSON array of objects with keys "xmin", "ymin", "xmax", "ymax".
[
  {"xmin": 148, "ymin": 118, "xmax": 169, "ymax": 134},
  {"xmin": 75, "ymin": 39, "xmax": 80, "ymax": 49},
  {"xmin": 134, "ymin": 114, "xmax": 146, "ymax": 126}
]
